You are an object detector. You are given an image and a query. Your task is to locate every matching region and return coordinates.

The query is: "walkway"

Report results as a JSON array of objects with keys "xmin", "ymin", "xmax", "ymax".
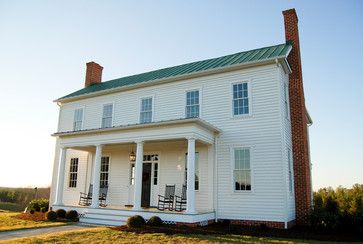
[{"xmin": 0, "ymin": 224, "xmax": 98, "ymax": 241}]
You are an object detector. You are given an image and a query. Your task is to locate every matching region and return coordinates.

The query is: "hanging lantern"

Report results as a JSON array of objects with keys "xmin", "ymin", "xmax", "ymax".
[{"xmin": 129, "ymin": 151, "xmax": 136, "ymax": 162}]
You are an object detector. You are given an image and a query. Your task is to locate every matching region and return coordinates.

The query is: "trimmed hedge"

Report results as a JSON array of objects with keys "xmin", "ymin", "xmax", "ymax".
[
  {"xmin": 127, "ymin": 215, "xmax": 145, "ymax": 228},
  {"xmin": 27, "ymin": 198, "xmax": 49, "ymax": 212},
  {"xmin": 148, "ymin": 216, "xmax": 163, "ymax": 226},
  {"xmin": 56, "ymin": 209, "xmax": 66, "ymax": 218},
  {"xmin": 65, "ymin": 210, "xmax": 79, "ymax": 221},
  {"xmin": 46, "ymin": 211, "xmax": 57, "ymax": 221}
]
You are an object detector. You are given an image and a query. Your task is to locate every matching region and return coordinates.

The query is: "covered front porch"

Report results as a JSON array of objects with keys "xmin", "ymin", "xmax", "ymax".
[{"xmin": 51, "ymin": 118, "xmax": 220, "ymax": 225}]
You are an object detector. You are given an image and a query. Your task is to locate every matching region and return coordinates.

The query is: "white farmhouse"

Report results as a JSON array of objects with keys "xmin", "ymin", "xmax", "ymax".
[{"xmin": 50, "ymin": 9, "xmax": 312, "ymax": 228}]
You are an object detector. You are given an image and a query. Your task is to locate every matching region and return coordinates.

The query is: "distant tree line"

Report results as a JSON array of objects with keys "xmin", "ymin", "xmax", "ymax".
[
  {"xmin": 0, "ymin": 187, "xmax": 50, "ymax": 208},
  {"xmin": 311, "ymin": 184, "xmax": 363, "ymax": 233}
]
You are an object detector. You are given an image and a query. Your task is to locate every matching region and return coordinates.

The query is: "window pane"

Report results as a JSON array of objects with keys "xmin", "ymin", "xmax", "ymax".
[
  {"xmin": 186, "ymin": 90, "xmax": 200, "ymax": 118},
  {"xmin": 233, "ymin": 83, "xmax": 249, "ymax": 115}
]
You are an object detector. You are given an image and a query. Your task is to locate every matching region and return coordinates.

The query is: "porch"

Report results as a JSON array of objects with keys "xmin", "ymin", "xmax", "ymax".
[{"xmin": 51, "ymin": 118, "xmax": 220, "ymax": 225}]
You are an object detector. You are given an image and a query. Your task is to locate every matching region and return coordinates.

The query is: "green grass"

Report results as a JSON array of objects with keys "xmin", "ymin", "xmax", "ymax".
[
  {"xmin": 0, "ymin": 202, "xmax": 23, "ymax": 212},
  {"xmin": 0, "ymin": 227, "xmax": 335, "ymax": 244},
  {"xmin": 0, "ymin": 212, "xmax": 66, "ymax": 232}
]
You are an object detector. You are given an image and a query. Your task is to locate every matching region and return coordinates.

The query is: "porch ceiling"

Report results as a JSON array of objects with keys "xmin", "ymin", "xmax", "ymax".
[{"xmin": 54, "ymin": 118, "xmax": 220, "ymax": 147}]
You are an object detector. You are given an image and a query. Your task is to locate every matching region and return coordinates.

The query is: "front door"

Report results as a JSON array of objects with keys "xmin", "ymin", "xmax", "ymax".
[{"xmin": 141, "ymin": 163, "xmax": 152, "ymax": 208}]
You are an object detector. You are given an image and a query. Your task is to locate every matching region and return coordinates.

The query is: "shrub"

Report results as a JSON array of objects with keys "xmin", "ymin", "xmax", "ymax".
[
  {"xmin": 46, "ymin": 211, "xmax": 57, "ymax": 221},
  {"xmin": 148, "ymin": 216, "xmax": 162, "ymax": 226},
  {"xmin": 29, "ymin": 209, "xmax": 35, "ymax": 214},
  {"xmin": 65, "ymin": 210, "xmax": 79, "ymax": 221},
  {"xmin": 41, "ymin": 207, "xmax": 48, "ymax": 213},
  {"xmin": 127, "ymin": 215, "xmax": 145, "ymax": 228},
  {"xmin": 56, "ymin": 209, "xmax": 66, "ymax": 218},
  {"xmin": 27, "ymin": 198, "xmax": 49, "ymax": 212}
]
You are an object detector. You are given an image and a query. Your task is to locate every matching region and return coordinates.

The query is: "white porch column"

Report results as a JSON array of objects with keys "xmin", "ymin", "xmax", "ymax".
[
  {"xmin": 54, "ymin": 147, "xmax": 67, "ymax": 205},
  {"xmin": 186, "ymin": 137, "xmax": 196, "ymax": 214},
  {"xmin": 91, "ymin": 144, "xmax": 103, "ymax": 208},
  {"xmin": 133, "ymin": 141, "xmax": 144, "ymax": 211}
]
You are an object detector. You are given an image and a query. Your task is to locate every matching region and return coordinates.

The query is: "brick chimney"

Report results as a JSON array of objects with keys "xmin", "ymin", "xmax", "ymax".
[
  {"xmin": 85, "ymin": 61, "xmax": 103, "ymax": 87},
  {"xmin": 283, "ymin": 9, "xmax": 312, "ymax": 225}
]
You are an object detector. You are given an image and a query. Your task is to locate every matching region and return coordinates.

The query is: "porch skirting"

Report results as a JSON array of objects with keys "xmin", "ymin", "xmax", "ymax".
[{"xmin": 52, "ymin": 205, "xmax": 215, "ymax": 226}]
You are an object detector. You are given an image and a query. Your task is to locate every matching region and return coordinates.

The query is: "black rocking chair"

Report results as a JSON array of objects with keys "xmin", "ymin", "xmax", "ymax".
[
  {"xmin": 79, "ymin": 184, "xmax": 93, "ymax": 206},
  {"xmin": 175, "ymin": 185, "xmax": 187, "ymax": 212},
  {"xmin": 99, "ymin": 185, "xmax": 108, "ymax": 207},
  {"xmin": 157, "ymin": 184, "xmax": 175, "ymax": 211}
]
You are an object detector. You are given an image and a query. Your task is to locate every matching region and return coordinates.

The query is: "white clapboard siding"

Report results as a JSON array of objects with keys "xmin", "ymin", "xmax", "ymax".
[{"xmin": 53, "ymin": 63, "xmax": 292, "ymax": 222}]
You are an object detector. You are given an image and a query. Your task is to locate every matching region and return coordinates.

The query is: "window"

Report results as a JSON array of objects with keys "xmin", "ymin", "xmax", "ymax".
[
  {"xmin": 288, "ymin": 148, "xmax": 293, "ymax": 193},
  {"xmin": 69, "ymin": 158, "xmax": 78, "ymax": 188},
  {"xmin": 130, "ymin": 163, "xmax": 135, "ymax": 185},
  {"xmin": 73, "ymin": 108, "xmax": 83, "ymax": 131},
  {"xmin": 100, "ymin": 156, "xmax": 109, "ymax": 187},
  {"xmin": 184, "ymin": 152, "xmax": 199, "ymax": 190},
  {"xmin": 284, "ymin": 83, "xmax": 290, "ymax": 119},
  {"xmin": 186, "ymin": 90, "xmax": 200, "ymax": 118},
  {"xmin": 102, "ymin": 104, "xmax": 113, "ymax": 128},
  {"xmin": 153, "ymin": 163, "xmax": 158, "ymax": 185},
  {"xmin": 233, "ymin": 148, "xmax": 251, "ymax": 191},
  {"xmin": 233, "ymin": 83, "xmax": 249, "ymax": 116},
  {"xmin": 140, "ymin": 97, "xmax": 152, "ymax": 123}
]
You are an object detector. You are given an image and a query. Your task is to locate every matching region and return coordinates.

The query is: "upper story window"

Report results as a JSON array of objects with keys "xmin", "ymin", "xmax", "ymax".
[
  {"xmin": 102, "ymin": 104, "xmax": 113, "ymax": 128},
  {"xmin": 233, "ymin": 148, "xmax": 251, "ymax": 191},
  {"xmin": 284, "ymin": 83, "xmax": 290, "ymax": 119},
  {"xmin": 69, "ymin": 158, "xmax": 78, "ymax": 188},
  {"xmin": 140, "ymin": 97, "xmax": 153, "ymax": 123},
  {"xmin": 186, "ymin": 90, "xmax": 200, "ymax": 118},
  {"xmin": 73, "ymin": 108, "xmax": 83, "ymax": 131},
  {"xmin": 233, "ymin": 82, "xmax": 249, "ymax": 116}
]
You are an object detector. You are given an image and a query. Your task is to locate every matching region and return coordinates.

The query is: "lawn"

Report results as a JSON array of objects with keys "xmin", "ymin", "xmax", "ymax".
[
  {"xmin": 0, "ymin": 227, "xmax": 334, "ymax": 244},
  {"xmin": 0, "ymin": 212, "xmax": 66, "ymax": 232}
]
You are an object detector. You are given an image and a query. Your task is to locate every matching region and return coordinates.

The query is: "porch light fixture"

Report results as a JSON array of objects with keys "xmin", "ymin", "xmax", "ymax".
[{"xmin": 129, "ymin": 151, "xmax": 136, "ymax": 162}]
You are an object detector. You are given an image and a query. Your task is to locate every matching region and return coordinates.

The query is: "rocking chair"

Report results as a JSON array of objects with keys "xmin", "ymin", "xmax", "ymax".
[
  {"xmin": 157, "ymin": 184, "xmax": 175, "ymax": 211},
  {"xmin": 79, "ymin": 184, "xmax": 93, "ymax": 206},
  {"xmin": 175, "ymin": 184, "xmax": 187, "ymax": 212}
]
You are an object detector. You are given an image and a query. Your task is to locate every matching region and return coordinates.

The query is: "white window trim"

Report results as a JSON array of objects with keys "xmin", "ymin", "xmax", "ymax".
[
  {"xmin": 230, "ymin": 80, "xmax": 253, "ymax": 118},
  {"xmin": 68, "ymin": 157, "xmax": 79, "ymax": 189},
  {"xmin": 138, "ymin": 95, "xmax": 154, "ymax": 123},
  {"xmin": 100, "ymin": 154, "xmax": 111, "ymax": 187},
  {"xmin": 230, "ymin": 145, "xmax": 254, "ymax": 194},
  {"xmin": 73, "ymin": 106, "xmax": 85, "ymax": 131},
  {"xmin": 100, "ymin": 102, "xmax": 115, "ymax": 128},
  {"xmin": 184, "ymin": 87, "xmax": 202, "ymax": 119}
]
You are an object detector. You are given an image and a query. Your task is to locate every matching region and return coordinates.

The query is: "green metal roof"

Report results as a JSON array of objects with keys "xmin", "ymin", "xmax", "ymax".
[{"xmin": 58, "ymin": 41, "xmax": 292, "ymax": 101}]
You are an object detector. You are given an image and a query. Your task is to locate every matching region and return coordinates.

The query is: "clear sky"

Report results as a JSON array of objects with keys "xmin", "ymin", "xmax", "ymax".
[{"xmin": 0, "ymin": 1, "xmax": 362, "ymax": 190}]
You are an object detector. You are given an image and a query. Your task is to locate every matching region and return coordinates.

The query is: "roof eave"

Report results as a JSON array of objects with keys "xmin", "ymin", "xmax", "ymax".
[{"xmin": 55, "ymin": 55, "xmax": 289, "ymax": 104}]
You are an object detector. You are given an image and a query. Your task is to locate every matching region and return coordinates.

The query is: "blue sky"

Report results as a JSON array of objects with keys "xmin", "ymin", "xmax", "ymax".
[{"xmin": 0, "ymin": 1, "xmax": 362, "ymax": 190}]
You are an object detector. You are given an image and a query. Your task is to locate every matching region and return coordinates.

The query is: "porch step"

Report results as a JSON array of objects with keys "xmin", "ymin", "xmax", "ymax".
[
  {"xmin": 80, "ymin": 210, "xmax": 129, "ymax": 226},
  {"xmin": 80, "ymin": 217, "xmax": 125, "ymax": 226}
]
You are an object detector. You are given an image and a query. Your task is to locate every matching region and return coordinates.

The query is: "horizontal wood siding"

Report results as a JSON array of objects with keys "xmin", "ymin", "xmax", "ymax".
[{"xmin": 56, "ymin": 64, "xmax": 288, "ymax": 222}]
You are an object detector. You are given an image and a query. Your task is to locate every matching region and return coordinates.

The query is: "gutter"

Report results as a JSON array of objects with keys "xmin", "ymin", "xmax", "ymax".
[{"xmin": 55, "ymin": 55, "xmax": 290, "ymax": 104}]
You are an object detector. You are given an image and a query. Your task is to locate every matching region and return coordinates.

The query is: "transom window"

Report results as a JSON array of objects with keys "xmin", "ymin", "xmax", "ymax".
[
  {"xmin": 185, "ymin": 152, "xmax": 199, "ymax": 190},
  {"xmin": 140, "ymin": 97, "xmax": 152, "ymax": 123},
  {"xmin": 233, "ymin": 83, "xmax": 249, "ymax": 116},
  {"xmin": 186, "ymin": 90, "xmax": 200, "ymax": 118},
  {"xmin": 100, "ymin": 156, "xmax": 110, "ymax": 187},
  {"xmin": 288, "ymin": 148, "xmax": 293, "ymax": 193},
  {"xmin": 73, "ymin": 108, "xmax": 83, "ymax": 131},
  {"xmin": 102, "ymin": 104, "xmax": 113, "ymax": 128},
  {"xmin": 69, "ymin": 158, "xmax": 78, "ymax": 188},
  {"xmin": 233, "ymin": 148, "xmax": 251, "ymax": 191}
]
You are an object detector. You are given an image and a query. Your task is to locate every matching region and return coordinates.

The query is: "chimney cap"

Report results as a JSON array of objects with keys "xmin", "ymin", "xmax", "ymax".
[{"xmin": 282, "ymin": 8, "xmax": 298, "ymax": 22}]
